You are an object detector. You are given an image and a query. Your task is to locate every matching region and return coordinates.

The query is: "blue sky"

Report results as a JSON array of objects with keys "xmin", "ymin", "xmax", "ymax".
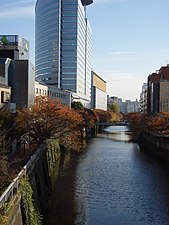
[{"xmin": 0, "ymin": 0, "xmax": 169, "ymax": 101}]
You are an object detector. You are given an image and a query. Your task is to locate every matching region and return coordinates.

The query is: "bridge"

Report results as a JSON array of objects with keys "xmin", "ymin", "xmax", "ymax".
[{"xmin": 97, "ymin": 121, "xmax": 129, "ymax": 126}]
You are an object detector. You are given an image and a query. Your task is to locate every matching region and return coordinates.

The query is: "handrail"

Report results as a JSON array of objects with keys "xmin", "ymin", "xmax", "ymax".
[
  {"xmin": 96, "ymin": 121, "xmax": 128, "ymax": 126},
  {"xmin": 0, "ymin": 144, "xmax": 46, "ymax": 208}
]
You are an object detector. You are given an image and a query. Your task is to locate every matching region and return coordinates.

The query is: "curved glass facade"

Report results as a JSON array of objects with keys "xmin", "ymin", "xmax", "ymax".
[
  {"xmin": 35, "ymin": 0, "xmax": 92, "ymax": 106},
  {"xmin": 35, "ymin": 0, "xmax": 61, "ymax": 86}
]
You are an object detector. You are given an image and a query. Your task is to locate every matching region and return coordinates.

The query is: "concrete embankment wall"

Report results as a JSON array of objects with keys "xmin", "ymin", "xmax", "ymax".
[
  {"xmin": 138, "ymin": 131, "xmax": 169, "ymax": 163},
  {"xmin": 0, "ymin": 139, "xmax": 63, "ymax": 225},
  {"xmin": 0, "ymin": 126, "xmax": 98, "ymax": 225}
]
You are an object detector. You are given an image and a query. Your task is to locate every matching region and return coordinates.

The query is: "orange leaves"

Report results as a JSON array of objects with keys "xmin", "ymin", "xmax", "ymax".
[
  {"xmin": 146, "ymin": 115, "xmax": 169, "ymax": 134},
  {"xmin": 16, "ymin": 96, "xmax": 84, "ymax": 151},
  {"xmin": 128, "ymin": 112, "xmax": 169, "ymax": 135},
  {"xmin": 78, "ymin": 109, "xmax": 97, "ymax": 128},
  {"xmin": 94, "ymin": 109, "xmax": 111, "ymax": 123},
  {"xmin": 146, "ymin": 117, "xmax": 166, "ymax": 130}
]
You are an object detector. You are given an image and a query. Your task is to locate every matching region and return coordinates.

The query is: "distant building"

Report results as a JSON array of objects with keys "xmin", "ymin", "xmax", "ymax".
[
  {"xmin": 35, "ymin": 82, "xmax": 71, "ymax": 107},
  {"xmin": 126, "ymin": 100, "xmax": 139, "ymax": 113},
  {"xmin": 147, "ymin": 65, "xmax": 169, "ymax": 113},
  {"xmin": 108, "ymin": 96, "xmax": 122, "ymax": 109},
  {"xmin": 91, "ymin": 71, "xmax": 107, "ymax": 110},
  {"xmin": 108, "ymin": 96, "xmax": 139, "ymax": 114},
  {"xmin": 139, "ymin": 83, "xmax": 147, "ymax": 113}
]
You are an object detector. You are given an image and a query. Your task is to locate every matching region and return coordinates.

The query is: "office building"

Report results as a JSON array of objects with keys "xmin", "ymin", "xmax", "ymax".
[
  {"xmin": 0, "ymin": 35, "xmax": 34, "ymax": 109},
  {"xmin": 0, "ymin": 35, "xmax": 29, "ymax": 60},
  {"xmin": 35, "ymin": 0, "xmax": 93, "ymax": 108},
  {"xmin": 35, "ymin": 81, "xmax": 71, "ymax": 107},
  {"xmin": 91, "ymin": 71, "xmax": 107, "ymax": 110}
]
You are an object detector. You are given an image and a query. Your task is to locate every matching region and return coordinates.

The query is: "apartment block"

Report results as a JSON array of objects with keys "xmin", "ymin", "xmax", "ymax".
[
  {"xmin": 139, "ymin": 83, "xmax": 147, "ymax": 113},
  {"xmin": 147, "ymin": 65, "xmax": 169, "ymax": 113}
]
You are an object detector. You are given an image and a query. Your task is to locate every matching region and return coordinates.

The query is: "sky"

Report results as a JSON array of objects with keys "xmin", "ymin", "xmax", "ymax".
[{"xmin": 0, "ymin": 0, "xmax": 169, "ymax": 101}]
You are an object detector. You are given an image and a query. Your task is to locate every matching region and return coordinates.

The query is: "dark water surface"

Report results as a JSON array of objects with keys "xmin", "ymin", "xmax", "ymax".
[{"xmin": 44, "ymin": 126, "xmax": 169, "ymax": 225}]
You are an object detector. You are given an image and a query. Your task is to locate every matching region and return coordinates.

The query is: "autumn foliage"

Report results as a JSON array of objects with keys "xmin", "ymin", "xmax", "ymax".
[
  {"xmin": 0, "ymin": 109, "xmax": 15, "ymax": 193},
  {"xmin": 93, "ymin": 109, "xmax": 123, "ymax": 123},
  {"xmin": 94, "ymin": 109, "xmax": 111, "ymax": 123},
  {"xmin": 16, "ymin": 96, "xmax": 84, "ymax": 152},
  {"xmin": 127, "ymin": 112, "xmax": 169, "ymax": 136}
]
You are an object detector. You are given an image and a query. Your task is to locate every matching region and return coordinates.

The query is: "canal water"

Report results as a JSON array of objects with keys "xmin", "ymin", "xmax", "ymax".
[{"xmin": 44, "ymin": 126, "xmax": 169, "ymax": 225}]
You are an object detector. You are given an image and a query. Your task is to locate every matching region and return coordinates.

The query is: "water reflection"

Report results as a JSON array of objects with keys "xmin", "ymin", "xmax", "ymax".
[
  {"xmin": 44, "ymin": 126, "xmax": 169, "ymax": 225},
  {"xmin": 100, "ymin": 125, "xmax": 132, "ymax": 142}
]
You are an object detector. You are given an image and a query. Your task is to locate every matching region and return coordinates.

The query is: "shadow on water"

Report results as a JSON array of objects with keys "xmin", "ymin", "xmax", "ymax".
[{"xmin": 43, "ymin": 152, "xmax": 80, "ymax": 225}]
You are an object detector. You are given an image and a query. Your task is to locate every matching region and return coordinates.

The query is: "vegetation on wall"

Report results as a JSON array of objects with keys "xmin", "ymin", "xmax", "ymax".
[
  {"xmin": 47, "ymin": 139, "xmax": 61, "ymax": 176},
  {"xmin": 0, "ymin": 202, "xmax": 9, "ymax": 225},
  {"xmin": 19, "ymin": 177, "xmax": 42, "ymax": 225}
]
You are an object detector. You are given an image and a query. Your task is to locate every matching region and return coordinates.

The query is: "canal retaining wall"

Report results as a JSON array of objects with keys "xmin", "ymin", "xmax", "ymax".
[
  {"xmin": 0, "ymin": 125, "xmax": 98, "ymax": 225},
  {"xmin": 0, "ymin": 139, "xmax": 62, "ymax": 225},
  {"xmin": 138, "ymin": 131, "xmax": 169, "ymax": 163}
]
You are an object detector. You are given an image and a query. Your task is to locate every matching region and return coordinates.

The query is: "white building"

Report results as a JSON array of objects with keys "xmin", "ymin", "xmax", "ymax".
[
  {"xmin": 139, "ymin": 83, "xmax": 147, "ymax": 113},
  {"xmin": 35, "ymin": 82, "xmax": 71, "ymax": 107}
]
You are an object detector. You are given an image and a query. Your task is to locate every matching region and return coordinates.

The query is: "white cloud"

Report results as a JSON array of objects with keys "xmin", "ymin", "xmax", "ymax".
[
  {"xmin": 0, "ymin": 6, "xmax": 35, "ymax": 19},
  {"xmin": 0, "ymin": 1, "xmax": 35, "ymax": 19},
  {"xmin": 109, "ymin": 51, "xmax": 135, "ymax": 55}
]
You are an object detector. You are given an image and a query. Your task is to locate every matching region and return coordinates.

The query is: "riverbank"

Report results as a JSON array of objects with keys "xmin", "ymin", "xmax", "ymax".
[
  {"xmin": 138, "ymin": 131, "xmax": 169, "ymax": 164},
  {"xmin": 0, "ymin": 139, "xmax": 64, "ymax": 225},
  {"xmin": 0, "ymin": 124, "xmax": 98, "ymax": 225}
]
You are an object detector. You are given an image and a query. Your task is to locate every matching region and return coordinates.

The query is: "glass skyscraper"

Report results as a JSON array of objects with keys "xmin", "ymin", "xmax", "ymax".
[{"xmin": 35, "ymin": 0, "xmax": 93, "ymax": 107}]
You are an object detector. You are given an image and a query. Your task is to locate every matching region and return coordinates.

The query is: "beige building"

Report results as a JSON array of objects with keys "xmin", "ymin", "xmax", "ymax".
[
  {"xmin": 91, "ymin": 71, "xmax": 107, "ymax": 110},
  {"xmin": 0, "ymin": 83, "xmax": 11, "ymax": 109}
]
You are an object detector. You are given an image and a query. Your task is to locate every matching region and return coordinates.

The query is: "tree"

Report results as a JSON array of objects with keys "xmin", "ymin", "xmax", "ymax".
[
  {"xmin": 0, "ymin": 109, "xmax": 16, "ymax": 155},
  {"xmin": 94, "ymin": 109, "xmax": 111, "ymax": 123},
  {"xmin": 109, "ymin": 111, "xmax": 123, "ymax": 122},
  {"xmin": 16, "ymin": 96, "xmax": 84, "ymax": 152},
  {"xmin": 0, "ymin": 109, "xmax": 15, "ymax": 193},
  {"xmin": 108, "ymin": 103, "xmax": 119, "ymax": 112},
  {"xmin": 71, "ymin": 101, "xmax": 84, "ymax": 110}
]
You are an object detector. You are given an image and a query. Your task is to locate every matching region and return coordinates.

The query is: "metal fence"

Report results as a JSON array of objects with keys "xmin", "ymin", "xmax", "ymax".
[{"xmin": 0, "ymin": 144, "xmax": 46, "ymax": 208}]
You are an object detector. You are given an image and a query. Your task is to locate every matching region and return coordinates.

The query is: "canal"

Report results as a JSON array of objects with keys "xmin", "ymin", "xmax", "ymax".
[{"xmin": 44, "ymin": 126, "xmax": 169, "ymax": 225}]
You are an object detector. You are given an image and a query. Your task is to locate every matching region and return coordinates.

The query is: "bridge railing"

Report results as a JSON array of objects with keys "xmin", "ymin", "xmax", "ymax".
[{"xmin": 96, "ymin": 121, "xmax": 128, "ymax": 126}]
